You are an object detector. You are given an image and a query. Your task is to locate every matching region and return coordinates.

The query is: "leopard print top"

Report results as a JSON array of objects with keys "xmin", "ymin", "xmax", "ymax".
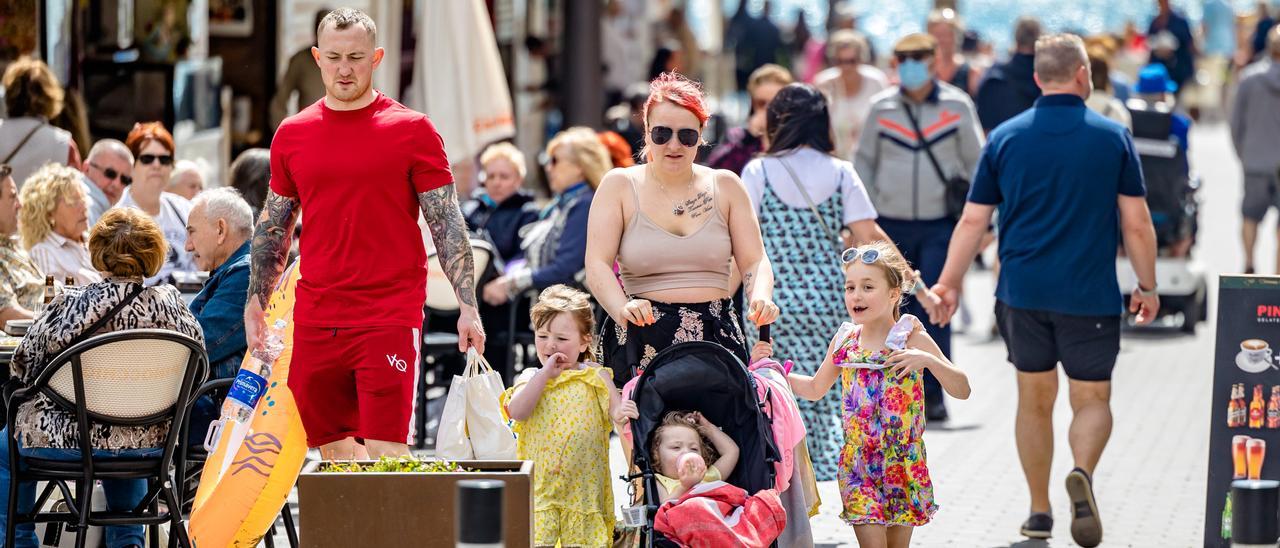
[{"xmin": 9, "ymin": 279, "xmax": 205, "ymax": 449}]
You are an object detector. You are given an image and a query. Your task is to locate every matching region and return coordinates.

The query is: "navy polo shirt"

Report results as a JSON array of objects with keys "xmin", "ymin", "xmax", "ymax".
[{"xmin": 969, "ymin": 94, "xmax": 1146, "ymax": 316}]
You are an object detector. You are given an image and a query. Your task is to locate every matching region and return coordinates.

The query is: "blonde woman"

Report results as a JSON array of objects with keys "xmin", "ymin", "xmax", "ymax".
[
  {"xmin": 464, "ymin": 142, "xmax": 539, "ymax": 264},
  {"xmin": 481, "ymin": 127, "xmax": 612, "ymax": 306},
  {"xmin": 19, "ymin": 163, "xmax": 101, "ymax": 284}
]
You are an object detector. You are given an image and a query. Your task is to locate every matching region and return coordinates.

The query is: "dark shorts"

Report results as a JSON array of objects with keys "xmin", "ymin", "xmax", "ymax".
[
  {"xmin": 994, "ymin": 300, "xmax": 1121, "ymax": 382},
  {"xmin": 1243, "ymin": 171, "xmax": 1280, "ymax": 222},
  {"xmin": 289, "ymin": 325, "xmax": 421, "ymax": 447}
]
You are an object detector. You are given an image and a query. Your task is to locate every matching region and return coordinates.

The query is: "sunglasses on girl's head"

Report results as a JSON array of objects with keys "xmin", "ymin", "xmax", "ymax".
[
  {"xmin": 650, "ymin": 126, "xmax": 700, "ymax": 148},
  {"xmin": 89, "ymin": 162, "xmax": 132, "ymax": 186},
  {"xmin": 895, "ymin": 50, "xmax": 934, "ymax": 63},
  {"xmin": 841, "ymin": 247, "xmax": 882, "ymax": 265},
  {"xmin": 138, "ymin": 154, "xmax": 173, "ymax": 166}
]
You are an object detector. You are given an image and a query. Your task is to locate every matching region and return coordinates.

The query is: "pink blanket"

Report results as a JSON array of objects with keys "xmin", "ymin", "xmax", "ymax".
[{"xmin": 654, "ymin": 482, "xmax": 787, "ymax": 548}]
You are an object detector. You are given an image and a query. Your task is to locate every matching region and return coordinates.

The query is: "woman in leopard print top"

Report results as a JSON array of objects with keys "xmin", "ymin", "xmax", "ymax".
[{"xmin": 1, "ymin": 207, "xmax": 204, "ymax": 548}]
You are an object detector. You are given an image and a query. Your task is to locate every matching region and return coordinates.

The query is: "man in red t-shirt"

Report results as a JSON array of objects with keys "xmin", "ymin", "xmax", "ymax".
[{"xmin": 245, "ymin": 7, "xmax": 485, "ymax": 459}]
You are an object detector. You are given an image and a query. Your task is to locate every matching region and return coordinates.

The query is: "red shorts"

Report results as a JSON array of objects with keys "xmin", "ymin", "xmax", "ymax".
[{"xmin": 289, "ymin": 325, "xmax": 420, "ymax": 447}]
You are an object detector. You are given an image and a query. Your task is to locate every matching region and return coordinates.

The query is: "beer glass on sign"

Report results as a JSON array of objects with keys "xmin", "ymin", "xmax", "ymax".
[
  {"xmin": 1235, "ymin": 435, "xmax": 1251, "ymax": 479},
  {"xmin": 1247, "ymin": 438, "xmax": 1267, "ymax": 480}
]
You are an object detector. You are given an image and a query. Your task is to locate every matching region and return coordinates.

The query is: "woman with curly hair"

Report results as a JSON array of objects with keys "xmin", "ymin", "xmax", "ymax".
[{"xmin": 19, "ymin": 163, "xmax": 99, "ymax": 284}]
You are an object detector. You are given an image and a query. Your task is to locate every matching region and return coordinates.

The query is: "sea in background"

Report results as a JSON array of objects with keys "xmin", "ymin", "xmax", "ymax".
[{"xmin": 688, "ymin": 0, "xmax": 1276, "ymax": 55}]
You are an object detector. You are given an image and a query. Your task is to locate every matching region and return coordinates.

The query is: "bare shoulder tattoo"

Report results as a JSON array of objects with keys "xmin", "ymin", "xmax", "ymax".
[
  {"xmin": 248, "ymin": 191, "xmax": 301, "ymax": 307},
  {"xmin": 418, "ymin": 185, "xmax": 478, "ymax": 308}
]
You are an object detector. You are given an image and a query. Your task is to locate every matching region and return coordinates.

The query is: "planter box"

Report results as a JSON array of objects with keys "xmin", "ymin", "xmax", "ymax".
[{"xmin": 297, "ymin": 460, "xmax": 533, "ymax": 547}]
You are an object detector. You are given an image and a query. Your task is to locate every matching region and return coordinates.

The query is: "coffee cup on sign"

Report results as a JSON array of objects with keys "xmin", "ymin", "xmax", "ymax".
[{"xmin": 1242, "ymin": 339, "xmax": 1273, "ymax": 364}]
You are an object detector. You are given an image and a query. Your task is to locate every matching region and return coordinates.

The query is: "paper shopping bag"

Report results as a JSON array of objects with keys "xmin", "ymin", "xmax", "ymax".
[
  {"xmin": 435, "ymin": 370, "xmax": 474, "ymax": 460},
  {"xmin": 463, "ymin": 348, "xmax": 518, "ymax": 459}
]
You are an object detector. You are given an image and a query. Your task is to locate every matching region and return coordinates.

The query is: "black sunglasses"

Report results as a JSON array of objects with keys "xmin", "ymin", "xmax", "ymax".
[
  {"xmin": 650, "ymin": 126, "xmax": 700, "ymax": 148},
  {"xmin": 138, "ymin": 154, "xmax": 174, "ymax": 166},
  {"xmin": 895, "ymin": 50, "xmax": 934, "ymax": 63},
  {"xmin": 90, "ymin": 162, "xmax": 133, "ymax": 186},
  {"xmin": 0, "ymin": 164, "xmax": 10, "ymax": 179}
]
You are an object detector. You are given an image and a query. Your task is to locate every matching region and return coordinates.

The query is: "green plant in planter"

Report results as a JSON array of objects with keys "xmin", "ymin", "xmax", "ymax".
[{"xmin": 319, "ymin": 456, "xmax": 473, "ymax": 474}]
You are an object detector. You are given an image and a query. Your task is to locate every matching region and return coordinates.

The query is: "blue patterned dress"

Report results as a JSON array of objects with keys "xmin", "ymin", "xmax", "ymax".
[{"xmin": 752, "ymin": 166, "xmax": 847, "ymax": 481}]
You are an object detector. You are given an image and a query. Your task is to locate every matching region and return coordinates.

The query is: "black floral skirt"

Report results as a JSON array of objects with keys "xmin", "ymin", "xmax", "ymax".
[{"xmin": 598, "ymin": 297, "xmax": 748, "ymax": 385}]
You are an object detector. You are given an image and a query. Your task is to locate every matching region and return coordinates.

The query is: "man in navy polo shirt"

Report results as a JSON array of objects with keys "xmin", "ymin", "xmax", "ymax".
[{"xmin": 931, "ymin": 34, "xmax": 1159, "ymax": 547}]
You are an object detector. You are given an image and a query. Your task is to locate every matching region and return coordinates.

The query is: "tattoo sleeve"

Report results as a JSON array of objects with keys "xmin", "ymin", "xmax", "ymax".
[
  {"xmin": 248, "ymin": 191, "xmax": 301, "ymax": 308},
  {"xmin": 418, "ymin": 185, "xmax": 478, "ymax": 308}
]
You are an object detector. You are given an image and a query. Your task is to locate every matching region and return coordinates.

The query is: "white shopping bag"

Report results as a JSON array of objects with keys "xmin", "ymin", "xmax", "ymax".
[
  {"xmin": 463, "ymin": 349, "xmax": 518, "ymax": 459},
  {"xmin": 436, "ymin": 349, "xmax": 517, "ymax": 460},
  {"xmin": 435, "ymin": 372, "xmax": 475, "ymax": 460}
]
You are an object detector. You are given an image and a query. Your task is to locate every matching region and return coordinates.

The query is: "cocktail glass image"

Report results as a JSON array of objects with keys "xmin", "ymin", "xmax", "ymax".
[
  {"xmin": 1248, "ymin": 438, "xmax": 1267, "ymax": 480},
  {"xmin": 1235, "ymin": 435, "xmax": 1251, "ymax": 479}
]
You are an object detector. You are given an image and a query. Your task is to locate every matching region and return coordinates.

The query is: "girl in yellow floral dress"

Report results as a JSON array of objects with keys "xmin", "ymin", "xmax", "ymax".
[
  {"xmin": 786, "ymin": 242, "xmax": 970, "ymax": 548},
  {"xmin": 502, "ymin": 285, "xmax": 621, "ymax": 547}
]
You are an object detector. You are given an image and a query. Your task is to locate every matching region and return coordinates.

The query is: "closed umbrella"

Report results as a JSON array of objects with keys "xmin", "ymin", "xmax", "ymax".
[{"xmin": 406, "ymin": 0, "xmax": 516, "ymax": 182}]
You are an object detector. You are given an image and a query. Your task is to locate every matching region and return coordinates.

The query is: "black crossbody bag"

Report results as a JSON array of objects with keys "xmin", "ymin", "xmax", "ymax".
[{"xmin": 903, "ymin": 104, "xmax": 970, "ymax": 221}]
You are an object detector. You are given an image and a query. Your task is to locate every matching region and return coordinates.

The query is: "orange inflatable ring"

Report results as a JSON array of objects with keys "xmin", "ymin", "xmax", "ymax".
[{"xmin": 191, "ymin": 260, "xmax": 307, "ymax": 547}]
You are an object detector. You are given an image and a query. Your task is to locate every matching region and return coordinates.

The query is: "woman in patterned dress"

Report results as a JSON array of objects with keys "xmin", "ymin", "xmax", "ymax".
[{"xmin": 740, "ymin": 83, "xmax": 913, "ymax": 480}]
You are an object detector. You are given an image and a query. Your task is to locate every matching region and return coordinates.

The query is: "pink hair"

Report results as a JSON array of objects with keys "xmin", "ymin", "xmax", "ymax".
[{"xmin": 643, "ymin": 72, "xmax": 710, "ymax": 127}]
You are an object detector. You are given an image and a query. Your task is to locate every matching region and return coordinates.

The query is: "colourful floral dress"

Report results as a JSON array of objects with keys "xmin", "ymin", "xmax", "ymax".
[
  {"xmin": 833, "ymin": 315, "xmax": 937, "ymax": 527},
  {"xmin": 501, "ymin": 365, "xmax": 615, "ymax": 547}
]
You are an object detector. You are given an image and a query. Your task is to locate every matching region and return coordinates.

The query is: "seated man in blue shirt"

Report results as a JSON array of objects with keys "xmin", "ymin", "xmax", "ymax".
[
  {"xmin": 184, "ymin": 187, "xmax": 254, "ymax": 442},
  {"xmin": 1126, "ymin": 63, "xmax": 1194, "ymax": 254}
]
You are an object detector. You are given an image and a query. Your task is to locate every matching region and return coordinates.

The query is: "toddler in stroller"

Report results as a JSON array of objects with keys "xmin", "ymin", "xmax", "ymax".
[
  {"xmin": 612, "ymin": 340, "xmax": 789, "ymax": 547},
  {"xmin": 645, "ymin": 411, "xmax": 739, "ymax": 502}
]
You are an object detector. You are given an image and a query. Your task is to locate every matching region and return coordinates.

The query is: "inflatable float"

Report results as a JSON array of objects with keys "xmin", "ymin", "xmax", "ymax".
[{"xmin": 191, "ymin": 260, "xmax": 308, "ymax": 547}]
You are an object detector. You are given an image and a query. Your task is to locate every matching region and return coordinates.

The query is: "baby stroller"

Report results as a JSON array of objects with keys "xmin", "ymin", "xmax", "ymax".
[
  {"xmin": 1118, "ymin": 101, "xmax": 1208, "ymax": 332},
  {"xmin": 623, "ymin": 334, "xmax": 782, "ymax": 548}
]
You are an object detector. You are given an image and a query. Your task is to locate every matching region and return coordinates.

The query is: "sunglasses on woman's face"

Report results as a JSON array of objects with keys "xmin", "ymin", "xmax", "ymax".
[
  {"xmin": 138, "ymin": 154, "xmax": 174, "ymax": 166},
  {"xmin": 895, "ymin": 50, "xmax": 934, "ymax": 63},
  {"xmin": 0, "ymin": 164, "xmax": 10, "ymax": 179},
  {"xmin": 90, "ymin": 163, "xmax": 132, "ymax": 186},
  {"xmin": 650, "ymin": 126, "xmax": 700, "ymax": 148},
  {"xmin": 841, "ymin": 247, "xmax": 882, "ymax": 265}
]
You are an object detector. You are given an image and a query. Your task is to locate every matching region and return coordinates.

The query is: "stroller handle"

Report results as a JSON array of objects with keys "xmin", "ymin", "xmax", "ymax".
[{"xmin": 759, "ymin": 324, "xmax": 771, "ymax": 343}]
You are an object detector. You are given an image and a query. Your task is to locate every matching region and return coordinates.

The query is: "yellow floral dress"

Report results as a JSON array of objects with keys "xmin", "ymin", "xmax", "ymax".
[{"xmin": 501, "ymin": 365, "xmax": 615, "ymax": 547}]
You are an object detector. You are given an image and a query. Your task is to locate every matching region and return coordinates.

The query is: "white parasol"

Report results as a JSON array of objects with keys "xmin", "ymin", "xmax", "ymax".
[{"xmin": 405, "ymin": 0, "xmax": 516, "ymax": 174}]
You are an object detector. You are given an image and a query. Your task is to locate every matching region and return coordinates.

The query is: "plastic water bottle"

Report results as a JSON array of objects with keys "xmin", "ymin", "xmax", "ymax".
[
  {"xmin": 222, "ymin": 319, "xmax": 287, "ymax": 421},
  {"xmin": 204, "ymin": 319, "xmax": 287, "ymax": 452}
]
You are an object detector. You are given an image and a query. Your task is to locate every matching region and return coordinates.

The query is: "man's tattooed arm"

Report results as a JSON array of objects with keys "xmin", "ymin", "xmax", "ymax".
[
  {"xmin": 248, "ymin": 191, "xmax": 301, "ymax": 308},
  {"xmin": 419, "ymin": 185, "xmax": 478, "ymax": 308}
]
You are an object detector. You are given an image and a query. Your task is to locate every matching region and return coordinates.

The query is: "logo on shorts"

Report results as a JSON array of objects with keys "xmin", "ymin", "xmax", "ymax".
[{"xmin": 386, "ymin": 354, "xmax": 408, "ymax": 372}]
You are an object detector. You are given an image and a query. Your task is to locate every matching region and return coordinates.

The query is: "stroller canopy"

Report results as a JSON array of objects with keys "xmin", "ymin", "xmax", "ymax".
[{"xmin": 631, "ymin": 341, "xmax": 780, "ymax": 495}]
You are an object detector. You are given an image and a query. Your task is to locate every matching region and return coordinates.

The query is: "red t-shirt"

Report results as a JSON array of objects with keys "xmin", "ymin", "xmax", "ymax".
[{"xmin": 269, "ymin": 93, "xmax": 453, "ymax": 328}]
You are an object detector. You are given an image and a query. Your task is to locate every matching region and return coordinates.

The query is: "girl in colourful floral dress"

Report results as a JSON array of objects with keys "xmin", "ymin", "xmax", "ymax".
[{"xmin": 786, "ymin": 241, "xmax": 970, "ymax": 547}]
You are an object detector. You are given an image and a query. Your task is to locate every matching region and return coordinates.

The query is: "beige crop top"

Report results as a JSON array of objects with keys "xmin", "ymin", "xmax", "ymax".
[{"xmin": 617, "ymin": 173, "xmax": 733, "ymax": 294}]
